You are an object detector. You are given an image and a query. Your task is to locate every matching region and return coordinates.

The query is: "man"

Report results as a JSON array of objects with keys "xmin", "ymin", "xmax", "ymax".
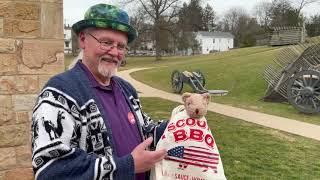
[{"xmin": 31, "ymin": 4, "xmax": 167, "ymax": 180}]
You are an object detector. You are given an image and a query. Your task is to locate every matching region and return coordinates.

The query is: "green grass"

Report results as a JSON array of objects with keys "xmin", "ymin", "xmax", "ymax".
[
  {"xmin": 131, "ymin": 46, "xmax": 320, "ymax": 125},
  {"xmin": 124, "ymin": 46, "xmax": 278, "ymax": 69},
  {"xmin": 64, "ymin": 45, "xmax": 320, "ymax": 124},
  {"xmin": 141, "ymin": 97, "xmax": 320, "ymax": 179}
]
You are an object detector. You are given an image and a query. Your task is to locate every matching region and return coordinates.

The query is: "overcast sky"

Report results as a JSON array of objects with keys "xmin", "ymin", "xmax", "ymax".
[{"xmin": 63, "ymin": 0, "xmax": 320, "ymax": 26}]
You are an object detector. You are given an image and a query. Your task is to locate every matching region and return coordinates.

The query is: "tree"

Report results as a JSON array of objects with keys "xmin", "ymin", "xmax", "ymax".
[
  {"xmin": 222, "ymin": 7, "xmax": 264, "ymax": 47},
  {"xmin": 202, "ymin": 4, "xmax": 216, "ymax": 31},
  {"xmin": 122, "ymin": 0, "xmax": 181, "ymax": 60},
  {"xmin": 158, "ymin": 16, "xmax": 174, "ymax": 54},
  {"xmin": 239, "ymin": 18, "xmax": 265, "ymax": 47},
  {"xmin": 129, "ymin": 7, "xmax": 151, "ymax": 54},
  {"xmin": 176, "ymin": 31, "xmax": 200, "ymax": 55},
  {"xmin": 177, "ymin": 0, "xmax": 203, "ymax": 32},
  {"xmin": 306, "ymin": 14, "xmax": 320, "ymax": 37},
  {"xmin": 224, "ymin": 7, "xmax": 247, "ymax": 31},
  {"xmin": 292, "ymin": 0, "xmax": 320, "ymax": 16},
  {"xmin": 174, "ymin": 0, "xmax": 206, "ymax": 54},
  {"xmin": 223, "ymin": 7, "xmax": 248, "ymax": 46},
  {"xmin": 253, "ymin": 1, "xmax": 272, "ymax": 28},
  {"xmin": 269, "ymin": 0, "xmax": 302, "ymax": 26}
]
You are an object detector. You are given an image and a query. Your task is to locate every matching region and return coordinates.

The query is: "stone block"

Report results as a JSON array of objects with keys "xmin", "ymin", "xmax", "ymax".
[
  {"xmin": 4, "ymin": 168, "xmax": 33, "ymax": 180},
  {"xmin": 0, "ymin": 38, "xmax": 16, "ymax": 53},
  {"xmin": 13, "ymin": 94, "xmax": 37, "ymax": 111},
  {"xmin": 0, "ymin": 18, "xmax": 3, "ymax": 37},
  {"xmin": 14, "ymin": 2, "xmax": 40, "ymax": 20},
  {"xmin": 38, "ymin": 75, "xmax": 52, "ymax": 90},
  {"xmin": 0, "ymin": 124, "xmax": 29, "ymax": 148},
  {"xmin": 0, "ymin": 96, "xmax": 14, "ymax": 125},
  {"xmin": 4, "ymin": 19, "xmax": 40, "ymax": 38},
  {"xmin": 0, "ymin": 54, "xmax": 17, "ymax": 75},
  {"xmin": 0, "ymin": 148, "xmax": 16, "ymax": 171},
  {"xmin": 0, "ymin": 108, "xmax": 15, "ymax": 126},
  {"xmin": 0, "ymin": 2, "xmax": 14, "ymax": 19},
  {"xmin": 41, "ymin": 2, "xmax": 63, "ymax": 39},
  {"xmin": 20, "ymin": 39, "xmax": 58, "ymax": 67},
  {"xmin": 0, "ymin": 171, "xmax": 4, "ymax": 180},
  {"xmin": 0, "ymin": 76, "xmax": 15, "ymax": 94},
  {"xmin": 0, "ymin": 95, "xmax": 12, "ymax": 109},
  {"xmin": 18, "ymin": 63, "xmax": 64, "ymax": 75},
  {"xmin": 16, "ymin": 76, "xmax": 39, "ymax": 94},
  {"xmin": 15, "ymin": 145, "xmax": 32, "ymax": 167},
  {"xmin": 0, "ymin": 75, "xmax": 39, "ymax": 94},
  {"xmin": 18, "ymin": 39, "xmax": 64, "ymax": 75},
  {"xmin": 16, "ymin": 111, "xmax": 30, "ymax": 124},
  {"xmin": 14, "ymin": 0, "xmax": 40, "ymax": 2},
  {"xmin": 40, "ymin": 0, "xmax": 62, "ymax": 3}
]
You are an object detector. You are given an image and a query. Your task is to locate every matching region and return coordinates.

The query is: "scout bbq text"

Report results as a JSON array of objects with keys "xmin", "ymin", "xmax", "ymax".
[{"xmin": 167, "ymin": 118, "xmax": 215, "ymax": 148}]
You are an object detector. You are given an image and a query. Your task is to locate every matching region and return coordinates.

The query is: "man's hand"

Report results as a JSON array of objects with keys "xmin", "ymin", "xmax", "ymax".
[{"xmin": 131, "ymin": 137, "xmax": 167, "ymax": 173}]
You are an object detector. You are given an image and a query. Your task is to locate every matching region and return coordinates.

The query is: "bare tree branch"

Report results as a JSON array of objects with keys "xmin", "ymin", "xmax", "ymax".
[
  {"xmin": 138, "ymin": 0, "xmax": 156, "ymax": 19},
  {"xmin": 292, "ymin": 0, "xmax": 320, "ymax": 15}
]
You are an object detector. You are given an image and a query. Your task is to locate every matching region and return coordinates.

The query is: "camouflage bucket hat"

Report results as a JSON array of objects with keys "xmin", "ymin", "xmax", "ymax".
[{"xmin": 72, "ymin": 4, "xmax": 137, "ymax": 43}]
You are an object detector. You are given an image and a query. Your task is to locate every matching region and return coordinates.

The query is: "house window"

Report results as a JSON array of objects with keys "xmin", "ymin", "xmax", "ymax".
[
  {"xmin": 64, "ymin": 34, "xmax": 66, "ymax": 38},
  {"xmin": 213, "ymin": 39, "xmax": 215, "ymax": 43},
  {"xmin": 65, "ymin": 41, "xmax": 70, "ymax": 48}
]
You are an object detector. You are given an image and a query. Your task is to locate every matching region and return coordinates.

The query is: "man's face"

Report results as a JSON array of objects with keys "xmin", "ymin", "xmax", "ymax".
[{"xmin": 79, "ymin": 28, "xmax": 128, "ymax": 80}]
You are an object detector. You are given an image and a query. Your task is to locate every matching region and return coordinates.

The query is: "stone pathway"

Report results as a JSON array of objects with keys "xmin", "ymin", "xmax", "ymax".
[{"xmin": 118, "ymin": 68, "xmax": 320, "ymax": 141}]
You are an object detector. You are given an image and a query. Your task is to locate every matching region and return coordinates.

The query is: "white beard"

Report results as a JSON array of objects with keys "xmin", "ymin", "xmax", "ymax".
[
  {"xmin": 97, "ymin": 57, "xmax": 119, "ymax": 78},
  {"xmin": 98, "ymin": 62, "xmax": 118, "ymax": 78}
]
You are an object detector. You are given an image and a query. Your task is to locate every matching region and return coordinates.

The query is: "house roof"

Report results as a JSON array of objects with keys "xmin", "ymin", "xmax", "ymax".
[{"xmin": 197, "ymin": 31, "xmax": 234, "ymax": 38}]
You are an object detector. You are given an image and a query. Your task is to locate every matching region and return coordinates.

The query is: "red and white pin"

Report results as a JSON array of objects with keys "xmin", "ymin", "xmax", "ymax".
[{"xmin": 127, "ymin": 112, "xmax": 136, "ymax": 124}]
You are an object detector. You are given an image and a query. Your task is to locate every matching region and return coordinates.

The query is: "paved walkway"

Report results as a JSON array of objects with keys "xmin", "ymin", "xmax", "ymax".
[{"xmin": 118, "ymin": 68, "xmax": 320, "ymax": 141}]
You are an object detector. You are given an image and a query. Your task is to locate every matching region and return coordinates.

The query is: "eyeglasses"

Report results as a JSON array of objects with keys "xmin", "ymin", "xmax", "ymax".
[{"xmin": 86, "ymin": 33, "xmax": 129, "ymax": 54}]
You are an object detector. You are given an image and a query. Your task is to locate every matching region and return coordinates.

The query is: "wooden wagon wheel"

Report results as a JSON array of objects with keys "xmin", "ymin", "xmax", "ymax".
[
  {"xmin": 287, "ymin": 70, "xmax": 320, "ymax": 114},
  {"xmin": 171, "ymin": 70, "xmax": 183, "ymax": 93},
  {"xmin": 194, "ymin": 70, "xmax": 205, "ymax": 87}
]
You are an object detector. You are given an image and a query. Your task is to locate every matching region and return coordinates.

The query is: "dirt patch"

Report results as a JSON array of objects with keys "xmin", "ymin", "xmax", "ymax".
[{"xmin": 268, "ymin": 130, "xmax": 296, "ymax": 142}]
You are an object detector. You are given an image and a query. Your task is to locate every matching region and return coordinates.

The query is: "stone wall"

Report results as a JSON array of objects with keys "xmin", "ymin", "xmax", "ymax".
[{"xmin": 0, "ymin": 0, "xmax": 64, "ymax": 179}]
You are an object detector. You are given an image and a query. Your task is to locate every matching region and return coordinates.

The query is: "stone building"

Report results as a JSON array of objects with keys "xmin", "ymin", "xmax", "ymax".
[{"xmin": 0, "ymin": 0, "xmax": 64, "ymax": 179}]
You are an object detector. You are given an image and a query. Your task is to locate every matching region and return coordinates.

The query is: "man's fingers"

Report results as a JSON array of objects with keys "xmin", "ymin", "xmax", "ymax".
[
  {"xmin": 137, "ymin": 137, "xmax": 153, "ymax": 150},
  {"xmin": 150, "ymin": 148, "xmax": 167, "ymax": 162},
  {"xmin": 132, "ymin": 140, "xmax": 167, "ymax": 173}
]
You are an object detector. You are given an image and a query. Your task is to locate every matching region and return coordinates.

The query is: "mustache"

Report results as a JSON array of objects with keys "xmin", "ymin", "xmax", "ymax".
[{"xmin": 99, "ymin": 56, "xmax": 120, "ymax": 65}]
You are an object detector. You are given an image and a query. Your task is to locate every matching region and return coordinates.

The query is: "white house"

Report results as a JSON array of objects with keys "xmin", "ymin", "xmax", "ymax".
[
  {"xmin": 64, "ymin": 25, "xmax": 72, "ymax": 54},
  {"xmin": 196, "ymin": 31, "xmax": 234, "ymax": 54}
]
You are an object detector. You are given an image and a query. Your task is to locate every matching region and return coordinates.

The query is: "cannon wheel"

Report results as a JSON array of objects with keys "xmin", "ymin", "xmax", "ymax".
[
  {"xmin": 171, "ymin": 70, "xmax": 183, "ymax": 93},
  {"xmin": 194, "ymin": 70, "xmax": 205, "ymax": 87},
  {"xmin": 287, "ymin": 70, "xmax": 320, "ymax": 114}
]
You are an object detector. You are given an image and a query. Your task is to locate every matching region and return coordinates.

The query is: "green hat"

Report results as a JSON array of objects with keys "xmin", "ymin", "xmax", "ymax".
[{"xmin": 72, "ymin": 4, "xmax": 138, "ymax": 43}]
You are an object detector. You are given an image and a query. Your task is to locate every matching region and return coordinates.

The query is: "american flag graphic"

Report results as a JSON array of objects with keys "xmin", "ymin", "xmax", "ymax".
[{"xmin": 165, "ymin": 146, "xmax": 219, "ymax": 172}]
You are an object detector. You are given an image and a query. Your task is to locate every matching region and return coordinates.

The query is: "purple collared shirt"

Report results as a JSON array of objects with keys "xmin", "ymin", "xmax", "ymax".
[{"xmin": 79, "ymin": 62, "xmax": 145, "ymax": 180}]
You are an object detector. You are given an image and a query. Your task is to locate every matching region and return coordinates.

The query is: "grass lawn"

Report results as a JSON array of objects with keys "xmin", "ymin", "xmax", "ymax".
[
  {"xmin": 130, "ymin": 46, "xmax": 320, "ymax": 125},
  {"xmin": 141, "ymin": 97, "xmax": 320, "ymax": 179},
  {"xmin": 124, "ymin": 46, "xmax": 278, "ymax": 69}
]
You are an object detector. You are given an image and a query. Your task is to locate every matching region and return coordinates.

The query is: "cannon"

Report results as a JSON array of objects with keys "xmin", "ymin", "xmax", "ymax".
[
  {"xmin": 171, "ymin": 70, "xmax": 228, "ymax": 96},
  {"xmin": 263, "ymin": 38, "xmax": 320, "ymax": 114}
]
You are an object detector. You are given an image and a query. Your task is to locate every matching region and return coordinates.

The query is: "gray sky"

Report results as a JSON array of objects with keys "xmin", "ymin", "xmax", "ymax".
[{"xmin": 63, "ymin": 0, "xmax": 320, "ymax": 26}]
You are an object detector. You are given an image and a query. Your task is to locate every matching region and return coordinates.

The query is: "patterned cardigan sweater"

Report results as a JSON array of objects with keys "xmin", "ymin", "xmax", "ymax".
[{"xmin": 31, "ymin": 61, "xmax": 167, "ymax": 180}]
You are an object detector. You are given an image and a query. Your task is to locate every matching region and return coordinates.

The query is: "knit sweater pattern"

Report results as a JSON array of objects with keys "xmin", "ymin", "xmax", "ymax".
[{"xmin": 31, "ymin": 61, "xmax": 167, "ymax": 180}]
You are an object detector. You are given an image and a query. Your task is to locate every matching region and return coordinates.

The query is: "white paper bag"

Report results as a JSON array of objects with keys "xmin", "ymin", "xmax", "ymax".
[{"xmin": 151, "ymin": 106, "xmax": 227, "ymax": 180}]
